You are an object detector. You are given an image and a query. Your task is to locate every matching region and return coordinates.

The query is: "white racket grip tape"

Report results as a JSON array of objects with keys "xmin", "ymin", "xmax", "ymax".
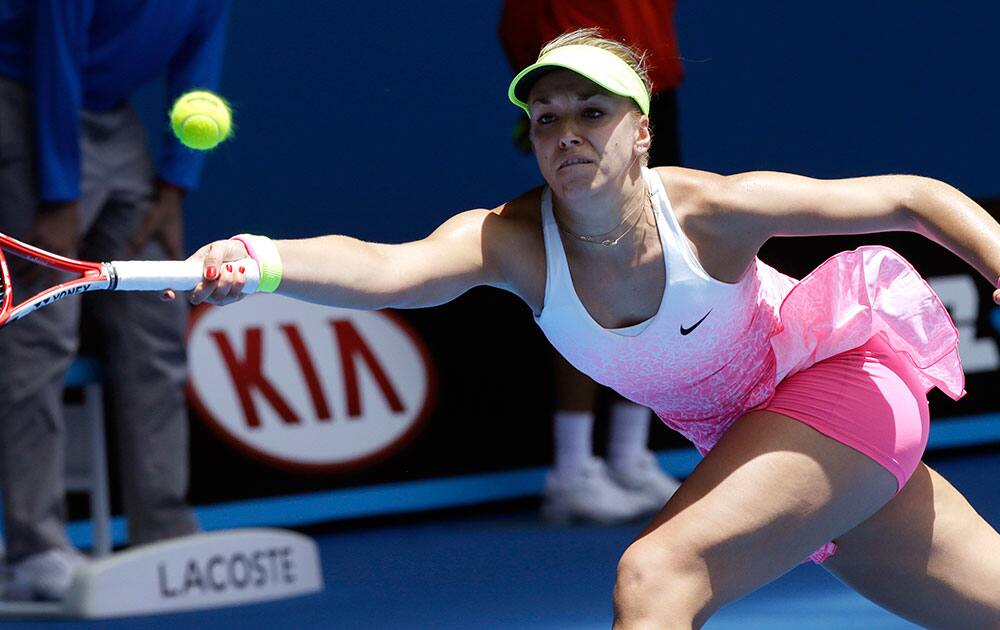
[{"xmin": 107, "ymin": 258, "xmax": 260, "ymax": 293}]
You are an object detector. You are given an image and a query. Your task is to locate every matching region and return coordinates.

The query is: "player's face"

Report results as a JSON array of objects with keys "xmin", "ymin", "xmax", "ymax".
[{"xmin": 527, "ymin": 70, "xmax": 648, "ymax": 200}]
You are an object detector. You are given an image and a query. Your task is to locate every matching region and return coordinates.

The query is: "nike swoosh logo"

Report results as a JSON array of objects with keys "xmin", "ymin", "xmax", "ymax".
[{"xmin": 680, "ymin": 310, "xmax": 712, "ymax": 336}]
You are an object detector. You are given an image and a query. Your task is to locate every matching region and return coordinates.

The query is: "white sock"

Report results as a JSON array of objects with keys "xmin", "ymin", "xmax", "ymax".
[
  {"xmin": 609, "ymin": 402, "xmax": 650, "ymax": 470},
  {"xmin": 553, "ymin": 410, "xmax": 593, "ymax": 474}
]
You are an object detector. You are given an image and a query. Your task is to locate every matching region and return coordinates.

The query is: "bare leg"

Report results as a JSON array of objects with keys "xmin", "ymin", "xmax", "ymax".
[
  {"xmin": 823, "ymin": 462, "xmax": 1000, "ymax": 628},
  {"xmin": 612, "ymin": 410, "xmax": 898, "ymax": 629}
]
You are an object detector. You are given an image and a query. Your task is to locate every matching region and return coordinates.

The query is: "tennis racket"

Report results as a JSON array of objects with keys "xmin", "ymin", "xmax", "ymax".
[{"xmin": 0, "ymin": 231, "xmax": 258, "ymax": 330}]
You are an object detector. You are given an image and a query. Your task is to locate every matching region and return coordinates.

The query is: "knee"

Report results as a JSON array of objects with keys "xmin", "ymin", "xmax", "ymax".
[{"xmin": 613, "ymin": 539, "xmax": 708, "ymax": 628}]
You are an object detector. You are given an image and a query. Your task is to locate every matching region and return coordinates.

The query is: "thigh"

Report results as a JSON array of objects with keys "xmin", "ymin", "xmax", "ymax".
[
  {"xmin": 79, "ymin": 104, "xmax": 154, "ymax": 258},
  {"xmin": 631, "ymin": 409, "xmax": 897, "ymax": 618},
  {"xmin": 823, "ymin": 462, "xmax": 1000, "ymax": 627},
  {"xmin": 0, "ymin": 78, "xmax": 36, "ymax": 237},
  {"xmin": 0, "ymin": 81, "xmax": 82, "ymax": 400},
  {"xmin": 83, "ymin": 253, "xmax": 188, "ymax": 383},
  {"xmin": 765, "ymin": 335, "xmax": 931, "ymax": 492}
]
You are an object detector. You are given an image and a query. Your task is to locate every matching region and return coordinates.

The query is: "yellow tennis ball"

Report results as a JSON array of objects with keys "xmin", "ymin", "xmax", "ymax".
[{"xmin": 170, "ymin": 90, "xmax": 232, "ymax": 150}]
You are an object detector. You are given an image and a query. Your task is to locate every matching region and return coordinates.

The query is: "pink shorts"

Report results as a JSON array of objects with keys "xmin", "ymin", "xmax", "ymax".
[
  {"xmin": 765, "ymin": 334, "xmax": 931, "ymax": 492},
  {"xmin": 763, "ymin": 334, "xmax": 931, "ymax": 563}
]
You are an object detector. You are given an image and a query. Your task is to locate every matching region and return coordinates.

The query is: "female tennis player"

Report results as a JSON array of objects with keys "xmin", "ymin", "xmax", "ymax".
[{"xmin": 183, "ymin": 29, "xmax": 1000, "ymax": 628}]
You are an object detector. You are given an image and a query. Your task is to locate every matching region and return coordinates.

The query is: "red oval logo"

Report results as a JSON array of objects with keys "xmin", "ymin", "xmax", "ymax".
[{"xmin": 186, "ymin": 294, "xmax": 435, "ymax": 473}]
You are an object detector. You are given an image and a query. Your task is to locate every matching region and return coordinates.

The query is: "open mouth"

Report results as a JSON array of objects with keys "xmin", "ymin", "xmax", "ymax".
[{"xmin": 558, "ymin": 157, "xmax": 593, "ymax": 170}]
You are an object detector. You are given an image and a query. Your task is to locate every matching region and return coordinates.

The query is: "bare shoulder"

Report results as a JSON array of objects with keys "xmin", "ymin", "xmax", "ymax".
[
  {"xmin": 484, "ymin": 187, "xmax": 544, "ymax": 247},
  {"xmin": 653, "ymin": 166, "xmax": 728, "ymax": 218},
  {"xmin": 484, "ymin": 187, "xmax": 547, "ymax": 311},
  {"xmin": 491, "ymin": 187, "xmax": 544, "ymax": 224},
  {"xmin": 428, "ymin": 190, "xmax": 539, "ymax": 244},
  {"xmin": 417, "ymin": 189, "xmax": 546, "ymax": 310},
  {"xmin": 652, "ymin": 166, "xmax": 741, "ymax": 234},
  {"xmin": 651, "ymin": 167, "xmax": 761, "ymax": 282}
]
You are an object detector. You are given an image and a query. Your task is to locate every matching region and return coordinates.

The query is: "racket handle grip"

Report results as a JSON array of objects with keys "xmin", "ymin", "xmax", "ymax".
[{"xmin": 109, "ymin": 259, "xmax": 260, "ymax": 293}]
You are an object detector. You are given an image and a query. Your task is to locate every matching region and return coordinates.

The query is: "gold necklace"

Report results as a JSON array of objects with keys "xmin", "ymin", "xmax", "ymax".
[{"xmin": 554, "ymin": 187, "xmax": 652, "ymax": 247}]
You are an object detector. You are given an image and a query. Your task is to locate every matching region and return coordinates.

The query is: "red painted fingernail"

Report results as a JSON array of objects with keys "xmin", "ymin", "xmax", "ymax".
[
  {"xmin": 206, "ymin": 267, "xmax": 218, "ymax": 280},
  {"xmin": 238, "ymin": 266, "xmax": 245, "ymax": 274},
  {"xmin": 226, "ymin": 264, "xmax": 233, "ymax": 272}
]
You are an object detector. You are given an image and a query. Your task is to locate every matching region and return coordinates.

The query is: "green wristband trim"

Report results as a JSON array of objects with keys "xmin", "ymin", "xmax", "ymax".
[{"xmin": 232, "ymin": 234, "xmax": 282, "ymax": 293}]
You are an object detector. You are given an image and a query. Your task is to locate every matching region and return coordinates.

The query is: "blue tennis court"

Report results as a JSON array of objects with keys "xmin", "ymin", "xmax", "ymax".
[{"xmin": 11, "ymin": 449, "xmax": 995, "ymax": 629}]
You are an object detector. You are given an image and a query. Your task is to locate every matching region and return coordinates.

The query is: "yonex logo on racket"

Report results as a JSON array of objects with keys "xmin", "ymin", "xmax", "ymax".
[{"xmin": 37, "ymin": 284, "xmax": 93, "ymax": 305}]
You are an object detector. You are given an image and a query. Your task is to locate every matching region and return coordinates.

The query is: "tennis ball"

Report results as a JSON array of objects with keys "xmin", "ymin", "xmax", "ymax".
[{"xmin": 170, "ymin": 90, "xmax": 232, "ymax": 150}]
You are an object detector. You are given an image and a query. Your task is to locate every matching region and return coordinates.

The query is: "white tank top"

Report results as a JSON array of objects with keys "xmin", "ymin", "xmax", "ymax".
[
  {"xmin": 533, "ymin": 167, "xmax": 784, "ymax": 448},
  {"xmin": 534, "ymin": 167, "xmax": 755, "ymax": 339},
  {"xmin": 531, "ymin": 167, "xmax": 963, "ymax": 454}
]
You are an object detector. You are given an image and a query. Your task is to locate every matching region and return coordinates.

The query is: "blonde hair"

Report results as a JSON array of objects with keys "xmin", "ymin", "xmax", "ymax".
[{"xmin": 537, "ymin": 28, "xmax": 653, "ymax": 164}]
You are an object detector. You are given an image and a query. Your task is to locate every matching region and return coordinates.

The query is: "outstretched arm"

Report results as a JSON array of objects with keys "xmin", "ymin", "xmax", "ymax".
[
  {"xmin": 683, "ymin": 169, "xmax": 1000, "ymax": 303},
  {"xmin": 188, "ymin": 208, "xmax": 509, "ymax": 309}
]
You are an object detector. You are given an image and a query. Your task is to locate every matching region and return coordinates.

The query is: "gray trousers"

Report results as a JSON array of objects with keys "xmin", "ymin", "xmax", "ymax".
[{"xmin": 0, "ymin": 77, "xmax": 198, "ymax": 561}]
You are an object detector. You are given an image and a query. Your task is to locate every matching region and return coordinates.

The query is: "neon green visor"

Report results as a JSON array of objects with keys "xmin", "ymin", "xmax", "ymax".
[{"xmin": 508, "ymin": 44, "xmax": 650, "ymax": 116}]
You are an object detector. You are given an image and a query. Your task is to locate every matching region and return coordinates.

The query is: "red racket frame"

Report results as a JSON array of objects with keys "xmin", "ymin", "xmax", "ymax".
[{"xmin": 0, "ymin": 232, "xmax": 112, "ymax": 329}]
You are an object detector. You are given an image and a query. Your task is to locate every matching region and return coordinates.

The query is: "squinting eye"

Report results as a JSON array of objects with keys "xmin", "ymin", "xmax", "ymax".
[
  {"xmin": 582, "ymin": 109, "xmax": 604, "ymax": 119},
  {"xmin": 535, "ymin": 113, "xmax": 555, "ymax": 124}
]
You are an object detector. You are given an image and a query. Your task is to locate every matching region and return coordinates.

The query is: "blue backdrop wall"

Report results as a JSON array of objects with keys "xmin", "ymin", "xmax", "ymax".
[
  {"xmin": 129, "ymin": 1, "xmax": 1000, "ymax": 252},
  {"xmin": 97, "ymin": 0, "xmax": 1000, "ymax": 529}
]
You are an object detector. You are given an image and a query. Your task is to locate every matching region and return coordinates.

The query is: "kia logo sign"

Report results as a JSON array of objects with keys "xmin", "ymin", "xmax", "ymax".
[{"xmin": 187, "ymin": 295, "xmax": 436, "ymax": 472}]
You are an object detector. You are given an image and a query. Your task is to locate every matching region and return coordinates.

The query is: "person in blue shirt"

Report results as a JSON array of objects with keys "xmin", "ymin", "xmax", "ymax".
[{"xmin": 0, "ymin": 0, "xmax": 229, "ymax": 600}]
